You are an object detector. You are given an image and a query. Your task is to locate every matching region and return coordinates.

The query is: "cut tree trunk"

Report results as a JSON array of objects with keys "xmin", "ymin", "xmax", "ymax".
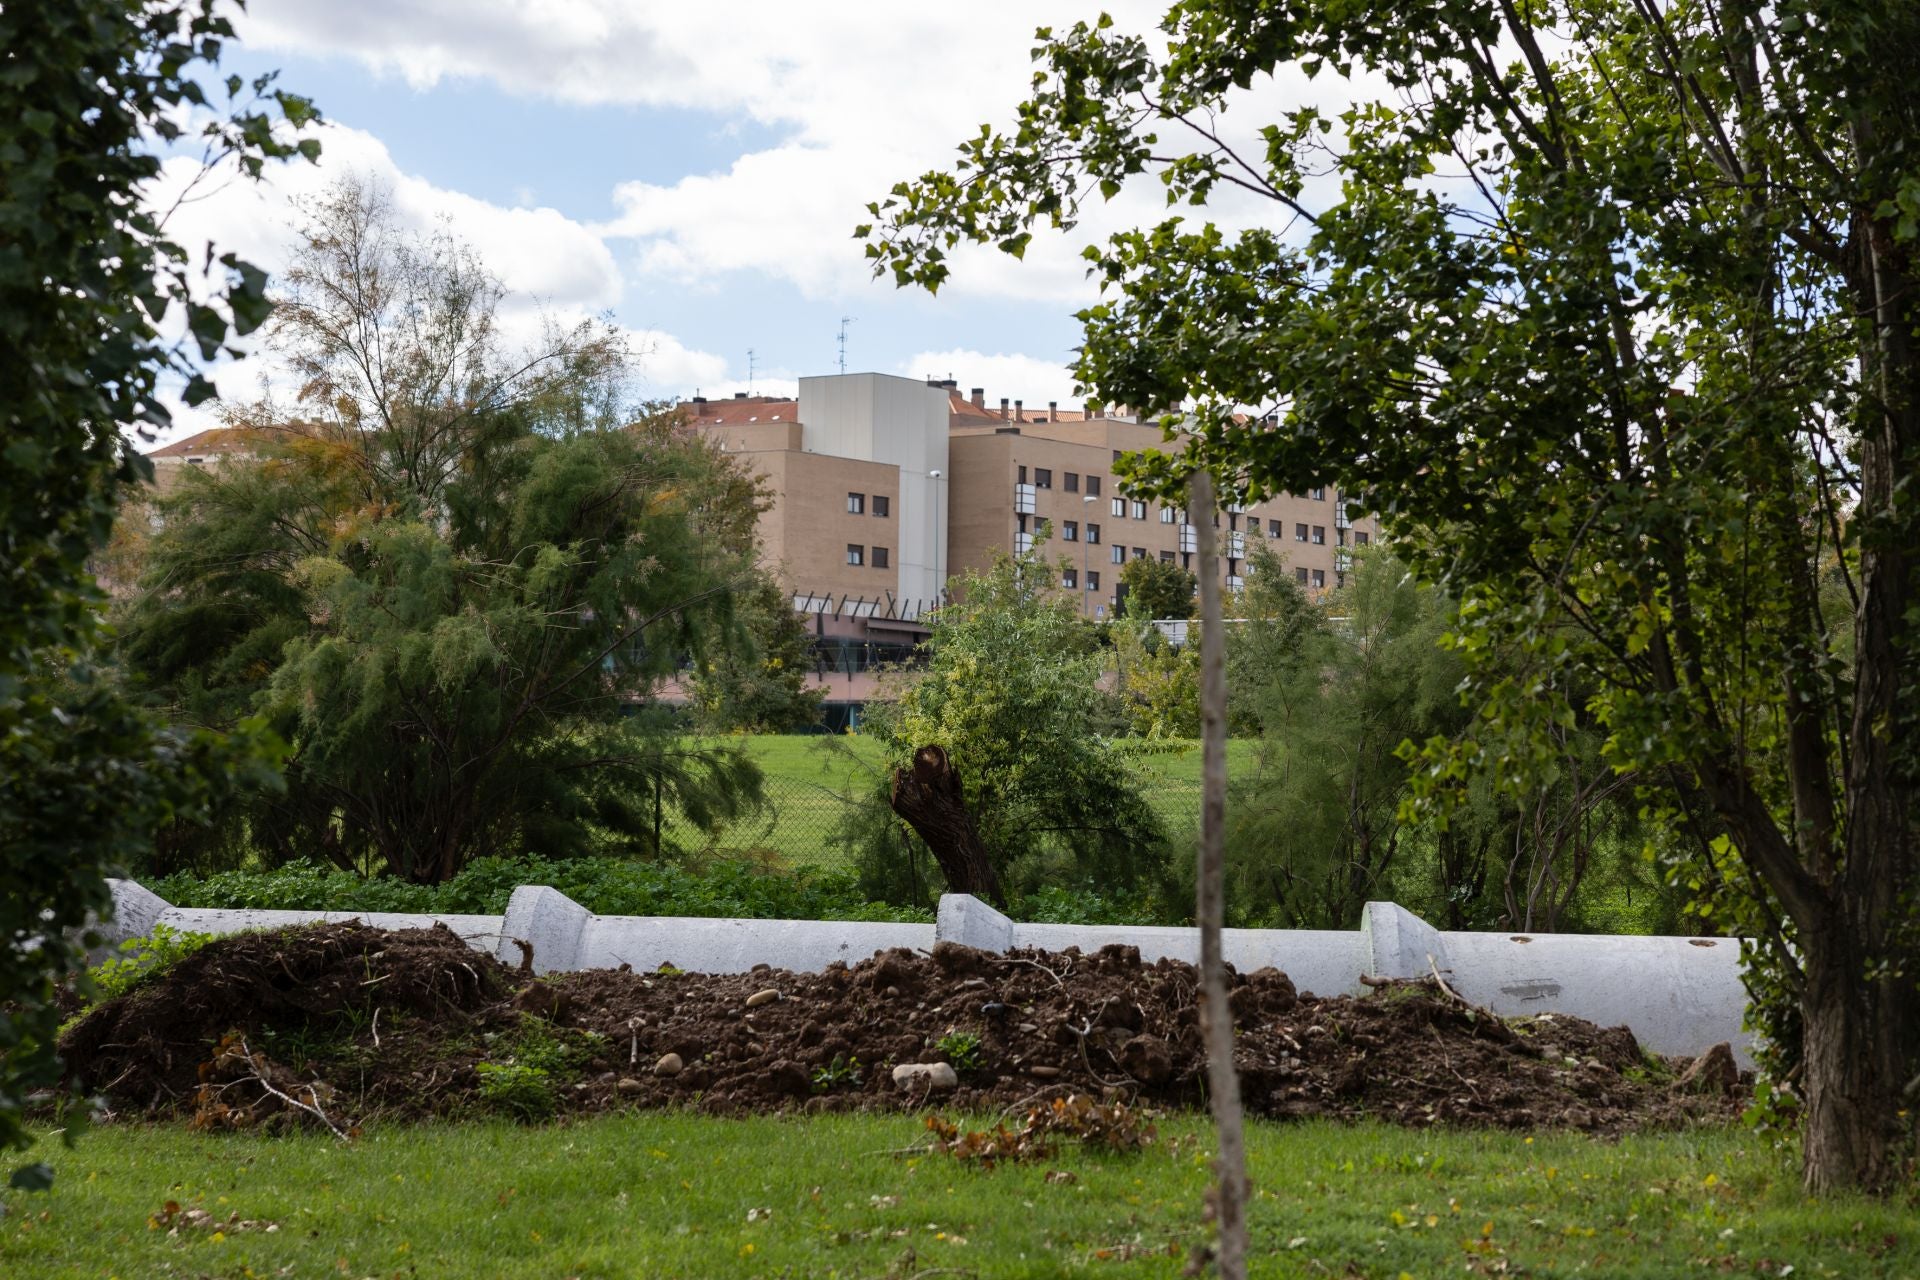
[{"xmin": 889, "ymin": 744, "xmax": 1005, "ymax": 906}]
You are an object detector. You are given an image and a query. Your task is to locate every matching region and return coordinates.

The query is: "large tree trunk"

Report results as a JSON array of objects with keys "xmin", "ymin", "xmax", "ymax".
[
  {"xmin": 889, "ymin": 744, "xmax": 1005, "ymax": 906},
  {"xmin": 1190, "ymin": 469, "xmax": 1249, "ymax": 1278},
  {"xmin": 1798, "ymin": 921, "xmax": 1912, "ymax": 1195},
  {"xmin": 1792, "ymin": 196, "xmax": 1920, "ymax": 1194}
]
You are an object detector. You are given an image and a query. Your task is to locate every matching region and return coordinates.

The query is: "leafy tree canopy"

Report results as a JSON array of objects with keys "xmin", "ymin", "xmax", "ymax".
[
  {"xmin": 864, "ymin": 0, "xmax": 1920, "ymax": 1194},
  {"xmin": 1117, "ymin": 553, "xmax": 1197, "ymax": 620},
  {"xmin": 0, "ymin": 0, "xmax": 315, "ymax": 1183},
  {"xmin": 118, "ymin": 180, "xmax": 773, "ymax": 883},
  {"xmin": 856, "ymin": 543, "xmax": 1170, "ymax": 902}
]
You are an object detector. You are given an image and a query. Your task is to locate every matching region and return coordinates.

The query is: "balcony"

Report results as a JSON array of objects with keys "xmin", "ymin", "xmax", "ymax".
[{"xmin": 1014, "ymin": 483, "xmax": 1036, "ymax": 515}]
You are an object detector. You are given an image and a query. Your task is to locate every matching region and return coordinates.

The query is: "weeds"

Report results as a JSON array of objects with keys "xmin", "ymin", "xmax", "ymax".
[
  {"xmin": 933, "ymin": 1031, "xmax": 983, "ymax": 1075},
  {"xmin": 475, "ymin": 1063, "xmax": 556, "ymax": 1122},
  {"xmin": 88, "ymin": 924, "xmax": 215, "ymax": 1005}
]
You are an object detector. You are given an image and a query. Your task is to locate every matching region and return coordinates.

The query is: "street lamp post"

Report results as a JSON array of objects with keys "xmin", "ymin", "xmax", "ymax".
[{"xmin": 1082, "ymin": 493, "xmax": 1098, "ymax": 618}]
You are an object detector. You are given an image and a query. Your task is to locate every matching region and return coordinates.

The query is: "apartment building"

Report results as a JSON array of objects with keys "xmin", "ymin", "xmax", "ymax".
[{"xmin": 685, "ymin": 372, "xmax": 1378, "ymax": 626}]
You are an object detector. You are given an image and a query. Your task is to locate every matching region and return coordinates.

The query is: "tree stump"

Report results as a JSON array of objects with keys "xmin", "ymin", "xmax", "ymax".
[{"xmin": 889, "ymin": 745, "xmax": 1005, "ymax": 906}]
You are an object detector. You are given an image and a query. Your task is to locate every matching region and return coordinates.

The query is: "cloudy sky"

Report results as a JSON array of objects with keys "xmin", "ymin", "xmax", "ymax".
[{"xmin": 149, "ymin": 0, "xmax": 1255, "ymax": 443}]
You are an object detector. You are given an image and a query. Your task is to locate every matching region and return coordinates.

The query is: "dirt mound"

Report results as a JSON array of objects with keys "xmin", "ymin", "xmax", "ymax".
[
  {"xmin": 60, "ymin": 927, "xmax": 1743, "ymax": 1133},
  {"xmin": 60, "ymin": 922, "xmax": 507, "ymax": 1106}
]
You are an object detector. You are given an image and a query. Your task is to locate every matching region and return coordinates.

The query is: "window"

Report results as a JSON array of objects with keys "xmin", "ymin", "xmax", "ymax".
[
  {"xmin": 1086, "ymin": 476, "xmax": 1101, "ymax": 497},
  {"xmin": 1018, "ymin": 464, "xmax": 1028, "ymax": 483},
  {"xmin": 847, "ymin": 493, "xmax": 865, "ymax": 514},
  {"xmin": 1311, "ymin": 525, "xmax": 1326, "ymax": 545},
  {"xmin": 1132, "ymin": 546, "xmax": 1147, "ymax": 560},
  {"xmin": 1064, "ymin": 472, "xmax": 1080, "ymax": 492},
  {"xmin": 1112, "ymin": 545, "xmax": 1126, "ymax": 564},
  {"xmin": 1295, "ymin": 522, "xmax": 1309, "ymax": 542},
  {"xmin": 846, "ymin": 544, "xmax": 864, "ymax": 565},
  {"xmin": 1035, "ymin": 468, "xmax": 1053, "ymax": 489},
  {"xmin": 873, "ymin": 546, "xmax": 890, "ymax": 568},
  {"xmin": 1296, "ymin": 567, "xmax": 1309, "ymax": 584},
  {"xmin": 1063, "ymin": 568, "xmax": 1079, "ymax": 588},
  {"xmin": 1355, "ymin": 530, "xmax": 1370, "ymax": 546},
  {"xmin": 1015, "ymin": 531, "xmax": 1034, "ymax": 553},
  {"xmin": 1063, "ymin": 520, "xmax": 1078, "ymax": 541},
  {"xmin": 1086, "ymin": 523, "xmax": 1101, "ymax": 544},
  {"xmin": 1087, "ymin": 571, "xmax": 1100, "ymax": 591},
  {"xmin": 1159, "ymin": 550, "xmax": 1175, "ymax": 563},
  {"xmin": 1130, "ymin": 500, "xmax": 1147, "ymax": 520},
  {"xmin": 1112, "ymin": 448, "xmax": 1124, "ymax": 461},
  {"xmin": 873, "ymin": 495, "xmax": 890, "ymax": 517},
  {"xmin": 1160, "ymin": 506, "xmax": 1175, "ymax": 524},
  {"xmin": 1310, "ymin": 487, "xmax": 1326, "ymax": 501},
  {"xmin": 1311, "ymin": 568, "xmax": 1326, "ymax": 588},
  {"xmin": 1111, "ymin": 497, "xmax": 1126, "ymax": 517},
  {"xmin": 1266, "ymin": 519, "xmax": 1280, "ymax": 538}
]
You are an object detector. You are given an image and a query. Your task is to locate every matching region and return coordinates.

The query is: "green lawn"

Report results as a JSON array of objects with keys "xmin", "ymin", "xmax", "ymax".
[
  {"xmin": 6, "ymin": 1115, "xmax": 1910, "ymax": 1279},
  {"xmin": 667, "ymin": 736, "xmax": 1257, "ymax": 869}
]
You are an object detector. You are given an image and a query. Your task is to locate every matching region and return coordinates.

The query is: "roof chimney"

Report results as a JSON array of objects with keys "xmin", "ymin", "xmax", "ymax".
[
  {"xmin": 1014, "ymin": 399, "xmax": 1023, "ymax": 421},
  {"xmin": 999, "ymin": 397, "xmax": 1009, "ymax": 420},
  {"xmin": 1047, "ymin": 400, "xmax": 1057, "ymax": 421},
  {"xmin": 971, "ymin": 387, "xmax": 984, "ymax": 408}
]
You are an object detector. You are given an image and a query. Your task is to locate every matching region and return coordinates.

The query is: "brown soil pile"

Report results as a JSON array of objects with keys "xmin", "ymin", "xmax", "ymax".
[{"xmin": 59, "ymin": 924, "xmax": 1746, "ymax": 1133}]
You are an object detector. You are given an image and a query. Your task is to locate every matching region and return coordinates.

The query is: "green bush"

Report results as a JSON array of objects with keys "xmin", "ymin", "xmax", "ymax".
[{"xmin": 151, "ymin": 855, "xmax": 932, "ymax": 924}]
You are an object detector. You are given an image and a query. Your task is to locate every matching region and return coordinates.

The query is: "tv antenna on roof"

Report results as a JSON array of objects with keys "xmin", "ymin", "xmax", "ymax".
[
  {"xmin": 837, "ymin": 316, "xmax": 855, "ymax": 374},
  {"xmin": 747, "ymin": 348, "xmax": 756, "ymax": 395}
]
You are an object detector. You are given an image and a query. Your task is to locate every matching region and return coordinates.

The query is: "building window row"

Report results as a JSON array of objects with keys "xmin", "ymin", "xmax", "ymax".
[
  {"xmin": 846, "ymin": 544, "xmax": 891, "ymax": 568},
  {"xmin": 846, "ymin": 492, "xmax": 891, "ymax": 517}
]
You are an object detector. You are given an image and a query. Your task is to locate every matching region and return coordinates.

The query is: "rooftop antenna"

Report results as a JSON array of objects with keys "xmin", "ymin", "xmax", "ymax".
[
  {"xmin": 837, "ymin": 316, "xmax": 855, "ymax": 374},
  {"xmin": 747, "ymin": 348, "xmax": 756, "ymax": 395}
]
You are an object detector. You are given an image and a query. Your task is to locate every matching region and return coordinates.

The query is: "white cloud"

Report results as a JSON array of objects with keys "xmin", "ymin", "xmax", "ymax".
[
  {"xmin": 231, "ymin": 2, "xmax": 1355, "ymax": 306},
  {"xmin": 898, "ymin": 349, "xmax": 1084, "ymax": 412},
  {"xmin": 138, "ymin": 120, "xmax": 731, "ymax": 447}
]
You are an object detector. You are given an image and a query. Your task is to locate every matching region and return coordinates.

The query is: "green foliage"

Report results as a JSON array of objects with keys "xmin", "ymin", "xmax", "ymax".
[
  {"xmin": 87, "ymin": 925, "xmax": 217, "ymax": 1006},
  {"xmin": 1117, "ymin": 555, "xmax": 1196, "ymax": 621},
  {"xmin": 1225, "ymin": 552, "xmax": 1462, "ymax": 928},
  {"xmin": 1110, "ymin": 621, "xmax": 1202, "ymax": 737},
  {"xmin": 686, "ymin": 576, "xmax": 827, "ymax": 733},
  {"xmin": 150, "ymin": 856, "xmax": 931, "ymax": 924},
  {"xmin": 116, "ymin": 180, "xmax": 779, "ymax": 883},
  {"xmin": 474, "ymin": 1063, "xmax": 556, "ymax": 1123},
  {"xmin": 0, "ymin": 0, "xmax": 315, "ymax": 1183},
  {"xmin": 848, "ymin": 542, "xmax": 1171, "ymax": 903},
  {"xmin": 933, "ymin": 1031, "xmax": 984, "ymax": 1075},
  {"xmin": 863, "ymin": 0, "xmax": 1920, "ymax": 1190}
]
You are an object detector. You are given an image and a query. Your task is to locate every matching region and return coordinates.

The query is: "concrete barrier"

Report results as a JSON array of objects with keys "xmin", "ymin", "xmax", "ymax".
[{"xmin": 94, "ymin": 880, "xmax": 1753, "ymax": 1062}]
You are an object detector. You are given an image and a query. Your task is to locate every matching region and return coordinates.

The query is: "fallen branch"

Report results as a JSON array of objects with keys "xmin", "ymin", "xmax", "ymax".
[{"xmin": 234, "ymin": 1038, "xmax": 353, "ymax": 1142}]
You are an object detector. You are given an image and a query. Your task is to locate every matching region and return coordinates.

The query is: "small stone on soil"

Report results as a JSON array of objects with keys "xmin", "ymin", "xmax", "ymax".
[
  {"xmin": 654, "ymin": 1052, "xmax": 684, "ymax": 1077},
  {"xmin": 745, "ymin": 988, "xmax": 781, "ymax": 1009},
  {"xmin": 616, "ymin": 1077, "xmax": 643, "ymax": 1096},
  {"xmin": 891, "ymin": 1062, "xmax": 959, "ymax": 1091}
]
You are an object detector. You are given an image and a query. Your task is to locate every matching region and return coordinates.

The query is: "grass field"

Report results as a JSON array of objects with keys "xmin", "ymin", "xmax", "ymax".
[
  {"xmin": 5, "ymin": 1116, "xmax": 1910, "ymax": 1279},
  {"xmin": 670, "ymin": 736, "xmax": 1258, "ymax": 869}
]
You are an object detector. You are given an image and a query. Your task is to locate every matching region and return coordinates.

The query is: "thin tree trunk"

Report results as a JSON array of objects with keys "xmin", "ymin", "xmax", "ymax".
[
  {"xmin": 1191, "ymin": 469, "xmax": 1249, "ymax": 1278},
  {"xmin": 889, "ymin": 744, "xmax": 1005, "ymax": 906}
]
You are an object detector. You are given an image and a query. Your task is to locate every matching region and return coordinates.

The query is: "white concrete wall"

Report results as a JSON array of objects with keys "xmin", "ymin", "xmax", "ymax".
[
  {"xmin": 799, "ymin": 373, "xmax": 950, "ymax": 603},
  {"xmin": 95, "ymin": 880, "xmax": 1752, "ymax": 1062}
]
